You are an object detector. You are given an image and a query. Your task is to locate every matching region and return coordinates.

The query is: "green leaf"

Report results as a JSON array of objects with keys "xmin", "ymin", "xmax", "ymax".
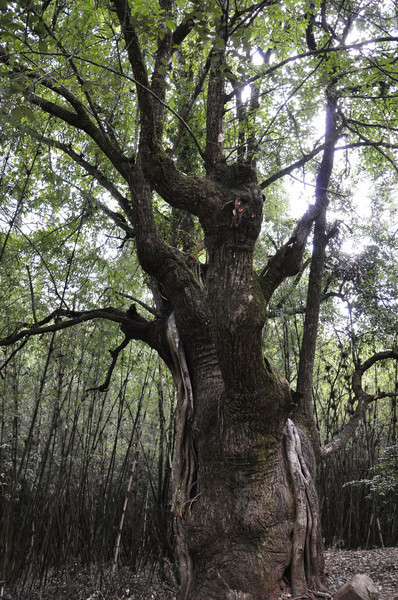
[
  {"xmin": 81, "ymin": 81, "xmax": 93, "ymax": 92},
  {"xmin": 165, "ymin": 19, "xmax": 175, "ymax": 31},
  {"xmin": 20, "ymin": 105, "xmax": 35, "ymax": 121},
  {"xmin": 38, "ymin": 40, "xmax": 48, "ymax": 53},
  {"xmin": 10, "ymin": 106, "xmax": 24, "ymax": 120}
]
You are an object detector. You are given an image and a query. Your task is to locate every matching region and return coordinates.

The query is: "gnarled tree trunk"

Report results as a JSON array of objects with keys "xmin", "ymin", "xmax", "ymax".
[
  {"xmin": 149, "ymin": 162, "xmax": 326, "ymax": 600},
  {"xmin": 171, "ymin": 345, "xmax": 324, "ymax": 600}
]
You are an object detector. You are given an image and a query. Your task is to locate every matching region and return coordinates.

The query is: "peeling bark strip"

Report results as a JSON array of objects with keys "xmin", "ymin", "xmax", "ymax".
[
  {"xmin": 166, "ymin": 313, "xmax": 194, "ymax": 421},
  {"xmin": 167, "ymin": 313, "xmax": 196, "ymax": 599},
  {"xmin": 284, "ymin": 419, "xmax": 322, "ymax": 596}
]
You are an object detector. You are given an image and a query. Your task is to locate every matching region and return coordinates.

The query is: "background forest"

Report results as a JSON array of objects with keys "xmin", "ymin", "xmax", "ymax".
[
  {"xmin": 0, "ymin": 0, "xmax": 397, "ymax": 597},
  {"xmin": 0, "ymin": 160, "xmax": 396, "ymax": 594}
]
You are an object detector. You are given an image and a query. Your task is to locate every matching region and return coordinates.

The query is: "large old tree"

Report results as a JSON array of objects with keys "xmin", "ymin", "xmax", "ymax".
[{"xmin": 1, "ymin": 0, "xmax": 397, "ymax": 598}]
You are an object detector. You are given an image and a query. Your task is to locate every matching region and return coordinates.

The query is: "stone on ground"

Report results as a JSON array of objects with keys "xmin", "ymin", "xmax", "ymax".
[{"xmin": 334, "ymin": 574, "xmax": 379, "ymax": 600}]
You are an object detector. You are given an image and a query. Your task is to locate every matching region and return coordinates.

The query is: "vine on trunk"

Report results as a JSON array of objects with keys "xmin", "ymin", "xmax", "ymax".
[
  {"xmin": 166, "ymin": 313, "xmax": 196, "ymax": 599},
  {"xmin": 284, "ymin": 419, "xmax": 323, "ymax": 597}
]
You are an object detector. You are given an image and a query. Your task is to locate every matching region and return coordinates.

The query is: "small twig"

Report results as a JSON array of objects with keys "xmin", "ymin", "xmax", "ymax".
[
  {"xmin": 309, "ymin": 590, "xmax": 333, "ymax": 598},
  {"xmin": 0, "ymin": 339, "xmax": 29, "ymax": 377},
  {"xmin": 86, "ymin": 336, "xmax": 130, "ymax": 392},
  {"xmin": 116, "ymin": 291, "xmax": 157, "ymax": 315}
]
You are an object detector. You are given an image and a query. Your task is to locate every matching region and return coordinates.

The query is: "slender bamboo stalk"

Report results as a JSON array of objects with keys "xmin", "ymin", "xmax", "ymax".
[{"xmin": 112, "ymin": 373, "xmax": 153, "ymax": 572}]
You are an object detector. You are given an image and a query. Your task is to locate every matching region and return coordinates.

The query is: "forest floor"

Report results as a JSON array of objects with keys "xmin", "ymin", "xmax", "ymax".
[
  {"xmin": 324, "ymin": 547, "xmax": 398, "ymax": 600},
  {"xmin": 4, "ymin": 547, "xmax": 397, "ymax": 600}
]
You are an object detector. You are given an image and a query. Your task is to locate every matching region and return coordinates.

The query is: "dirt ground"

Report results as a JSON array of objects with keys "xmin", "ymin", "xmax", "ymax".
[
  {"xmin": 4, "ymin": 548, "xmax": 397, "ymax": 599},
  {"xmin": 325, "ymin": 547, "xmax": 398, "ymax": 600}
]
